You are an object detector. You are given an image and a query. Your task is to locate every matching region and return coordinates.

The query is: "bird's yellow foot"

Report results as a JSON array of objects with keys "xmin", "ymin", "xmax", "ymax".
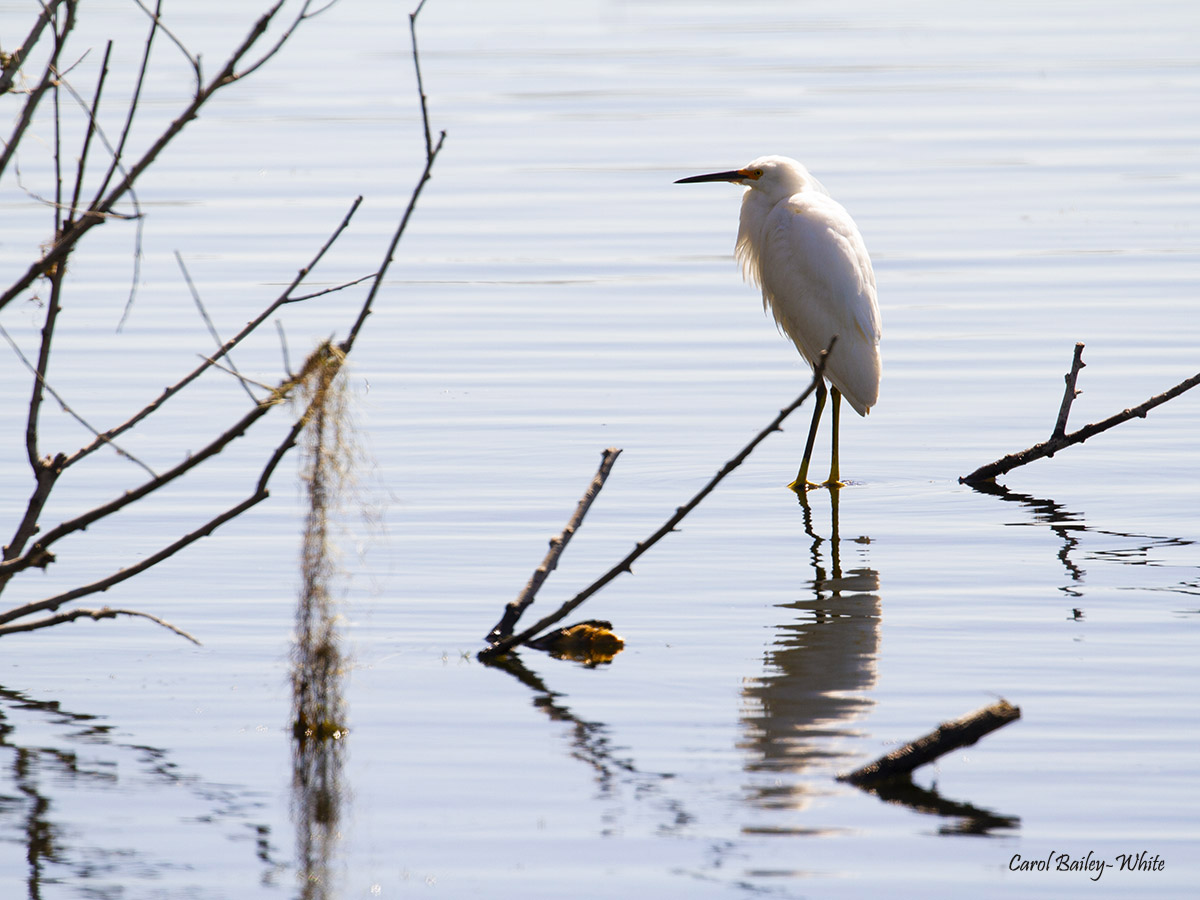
[{"xmin": 787, "ymin": 479, "xmax": 823, "ymax": 493}]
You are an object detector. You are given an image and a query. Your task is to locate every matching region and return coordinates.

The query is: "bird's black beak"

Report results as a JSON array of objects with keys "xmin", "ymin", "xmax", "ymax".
[{"xmin": 675, "ymin": 168, "xmax": 749, "ymax": 185}]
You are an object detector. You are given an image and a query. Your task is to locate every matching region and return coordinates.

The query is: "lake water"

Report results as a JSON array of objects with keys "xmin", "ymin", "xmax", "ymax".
[{"xmin": 1, "ymin": 1, "xmax": 1198, "ymax": 897}]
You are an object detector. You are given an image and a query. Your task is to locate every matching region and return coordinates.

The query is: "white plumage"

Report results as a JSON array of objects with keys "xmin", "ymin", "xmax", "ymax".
[{"xmin": 677, "ymin": 155, "xmax": 881, "ymax": 489}]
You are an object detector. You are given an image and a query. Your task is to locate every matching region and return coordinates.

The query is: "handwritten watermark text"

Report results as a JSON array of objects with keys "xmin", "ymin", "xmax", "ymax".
[{"xmin": 1009, "ymin": 851, "xmax": 1165, "ymax": 882}]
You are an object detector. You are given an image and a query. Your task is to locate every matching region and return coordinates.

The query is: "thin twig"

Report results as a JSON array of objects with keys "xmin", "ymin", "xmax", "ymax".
[
  {"xmin": 66, "ymin": 196, "xmax": 365, "ymax": 469},
  {"xmin": 0, "ymin": 1, "xmax": 443, "ymax": 641},
  {"xmin": 130, "ymin": 0, "xmax": 200, "ymax": 86},
  {"xmin": 0, "ymin": 324, "xmax": 156, "ymax": 477},
  {"xmin": 1051, "ymin": 342, "xmax": 1086, "ymax": 440},
  {"xmin": 106, "ymin": 0, "xmax": 162, "ymax": 330},
  {"xmin": 0, "ymin": 396, "xmax": 278, "ymax": 584},
  {"xmin": 478, "ymin": 345, "xmax": 834, "ymax": 660},
  {"xmin": 283, "ymin": 272, "xmax": 379, "ymax": 304},
  {"xmin": 201, "ymin": 354, "xmax": 277, "ymax": 394},
  {"xmin": 0, "ymin": 0, "xmax": 76, "ymax": 182},
  {"xmin": 0, "ymin": 347, "xmax": 341, "ymax": 619},
  {"xmin": 68, "ymin": 41, "xmax": 112, "ymax": 223},
  {"xmin": 0, "ymin": 606, "xmax": 201, "ymax": 645},
  {"xmin": 1, "ymin": 2, "xmax": 293, "ymax": 313},
  {"xmin": 0, "ymin": 0, "xmax": 64, "ymax": 96},
  {"xmin": 838, "ymin": 700, "xmax": 1021, "ymax": 786},
  {"xmin": 409, "ymin": 0, "xmax": 433, "ymax": 159},
  {"xmin": 961, "ymin": 350, "xmax": 1200, "ymax": 483},
  {"xmin": 338, "ymin": 0, "xmax": 444, "ymax": 356},
  {"xmin": 103, "ymin": 1, "xmax": 165, "ymax": 201},
  {"xmin": 484, "ymin": 448, "xmax": 623, "ymax": 643},
  {"xmin": 175, "ymin": 251, "xmax": 256, "ymax": 403},
  {"xmin": 234, "ymin": 1, "xmax": 324, "ymax": 83},
  {"xmin": 49, "ymin": 55, "xmax": 149, "ymax": 325},
  {"xmin": 276, "ymin": 319, "xmax": 294, "ymax": 378},
  {"xmin": 0, "ymin": 491, "xmax": 268, "ymax": 627}
]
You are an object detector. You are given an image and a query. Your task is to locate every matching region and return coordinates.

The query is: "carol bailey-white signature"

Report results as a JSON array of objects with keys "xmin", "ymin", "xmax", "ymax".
[{"xmin": 1009, "ymin": 851, "xmax": 1165, "ymax": 882}]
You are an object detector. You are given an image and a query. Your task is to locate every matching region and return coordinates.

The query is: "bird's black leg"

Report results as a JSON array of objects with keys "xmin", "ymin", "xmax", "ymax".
[
  {"xmin": 824, "ymin": 387, "xmax": 844, "ymax": 487},
  {"xmin": 789, "ymin": 379, "xmax": 827, "ymax": 493}
]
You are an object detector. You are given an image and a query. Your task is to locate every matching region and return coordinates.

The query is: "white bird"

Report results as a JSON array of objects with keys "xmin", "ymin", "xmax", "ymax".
[{"xmin": 676, "ymin": 155, "xmax": 881, "ymax": 491}]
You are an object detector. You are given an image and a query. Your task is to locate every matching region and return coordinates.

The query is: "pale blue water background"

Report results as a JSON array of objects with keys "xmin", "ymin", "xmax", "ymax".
[{"xmin": 1, "ymin": 1, "xmax": 1198, "ymax": 897}]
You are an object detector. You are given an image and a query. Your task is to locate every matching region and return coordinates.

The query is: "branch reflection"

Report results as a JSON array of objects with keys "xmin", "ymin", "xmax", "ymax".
[
  {"xmin": 862, "ymin": 777, "xmax": 1019, "ymax": 836},
  {"xmin": 0, "ymin": 684, "xmax": 283, "ymax": 896},
  {"xmin": 968, "ymin": 480, "xmax": 1199, "ymax": 609},
  {"xmin": 483, "ymin": 653, "xmax": 691, "ymax": 835}
]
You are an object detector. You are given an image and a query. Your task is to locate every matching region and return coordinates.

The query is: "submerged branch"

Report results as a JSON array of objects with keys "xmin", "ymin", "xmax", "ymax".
[
  {"xmin": 961, "ymin": 344, "xmax": 1200, "ymax": 484},
  {"xmin": 484, "ymin": 448, "xmax": 623, "ymax": 643},
  {"xmin": 838, "ymin": 699, "xmax": 1021, "ymax": 786},
  {"xmin": 478, "ymin": 345, "xmax": 833, "ymax": 661}
]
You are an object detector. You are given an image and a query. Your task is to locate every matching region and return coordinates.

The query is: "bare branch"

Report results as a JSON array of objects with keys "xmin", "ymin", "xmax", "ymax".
[
  {"xmin": 961, "ymin": 345, "xmax": 1200, "ymax": 484},
  {"xmin": 0, "ymin": 606, "xmax": 201, "ymax": 644},
  {"xmin": 0, "ymin": 337, "xmax": 341, "ymax": 588},
  {"xmin": 484, "ymin": 448, "xmax": 623, "ymax": 643},
  {"xmin": 66, "ymin": 196, "xmax": 365, "ymax": 469},
  {"xmin": 129, "ymin": 0, "xmax": 199, "ymax": 87},
  {"xmin": 0, "ymin": 398, "xmax": 276, "ymax": 584},
  {"xmin": 276, "ymin": 319, "xmax": 294, "ymax": 377},
  {"xmin": 838, "ymin": 700, "xmax": 1021, "ymax": 786},
  {"xmin": 175, "ymin": 251, "xmax": 257, "ymax": 403},
  {"xmin": 47, "ymin": 63, "xmax": 148, "ymax": 321},
  {"xmin": 201, "ymin": 354, "xmax": 277, "ymax": 395},
  {"xmin": 0, "ymin": 338, "xmax": 344, "ymax": 619},
  {"xmin": 233, "ymin": 1, "xmax": 323, "ymax": 83},
  {"xmin": 1, "ymin": 323, "xmax": 155, "ymax": 477},
  {"xmin": 0, "ymin": 452, "xmax": 64, "ymax": 576},
  {"xmin": 0, "ymin": 0, "xmax": 67, "ymax": 96},
  {"xmin": 337, "ymin": 0, "xmax": 445, "ymax": 356},
  {"xmin": 0, "ymin": 491, "xmax": 268, "ymax": 627},
  {"xmin": 478, "ymin": 345, "xmax": 834, "ymax": 660},
  {"xmin": 409, "ymin": 0, "xmax": 434, "ymax": 159},
  {"xmin": 0, "ymin": 2, "xmax": 445, "ymax": 642},
  {"xmin": 0, "ymin": 0, "xmax": 76, "ymax": 182},
  {"xmin": 1051, "ymin": 341, "xmax": 1086, "ymax": 440},
  {"xmin": 339, "ymin": 132, "xmax": 445, "ymax": 355},
  {"xmin": 68, "ymin": 41, "xmax": 112, "ymax": 222},
  {"xmin": 101, "ymin": 0, "xmax": 166, "ymax": 209},
  {"xmin": 284, "ymin": 272, "xmax": 379, "ymax": 305},
  {"xmin": 1, "ymin": 2, "xmax": 294, "ymax": 313}
]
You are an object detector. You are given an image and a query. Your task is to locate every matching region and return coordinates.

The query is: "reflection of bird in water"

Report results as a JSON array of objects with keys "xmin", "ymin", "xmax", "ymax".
[
  {"xmin": 677, "ymin": 156, "xmax": 881, "ymax": 491},
  {"xmin": 740, "ymin": 490, "xmax": 881, "ymax": 811}
]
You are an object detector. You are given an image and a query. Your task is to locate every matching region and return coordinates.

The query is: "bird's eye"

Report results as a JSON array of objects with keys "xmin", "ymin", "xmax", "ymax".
[{"xmin": 753, "ymin": 169, "xmax": 764, "ymax": 177}]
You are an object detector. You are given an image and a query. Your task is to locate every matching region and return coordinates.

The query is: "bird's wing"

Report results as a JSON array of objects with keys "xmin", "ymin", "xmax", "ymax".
[{"xmin": 750, "ymin": 193, "xmax": 881, "ymax": 412}]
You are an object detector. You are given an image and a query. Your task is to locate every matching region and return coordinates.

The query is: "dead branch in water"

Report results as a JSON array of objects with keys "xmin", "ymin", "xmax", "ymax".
[
  {"xmin": 961, "ymin": 343, "xmax": 1200, "ymax": 484},
  {"xmin": 484, "ymin": 448, "xmax": 623, "ymax": 644},
  {"xmin": 838, "ymin": 699, "xmax": 1021, "ymax": 786},
  {"xmin": 478, "ymin": 345, "xmax": 833, "ymax": 661}
]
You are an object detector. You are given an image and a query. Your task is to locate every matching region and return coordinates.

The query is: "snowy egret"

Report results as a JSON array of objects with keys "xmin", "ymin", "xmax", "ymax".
[{"xmin": 676, "ymin": 155, "xmax": 881, "ymax": 491}]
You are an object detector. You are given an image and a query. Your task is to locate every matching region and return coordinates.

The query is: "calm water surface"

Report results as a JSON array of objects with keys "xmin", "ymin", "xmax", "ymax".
[{"xmin": 1, "ymin": 0, "xmax": 1198, "ymax": 897}]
